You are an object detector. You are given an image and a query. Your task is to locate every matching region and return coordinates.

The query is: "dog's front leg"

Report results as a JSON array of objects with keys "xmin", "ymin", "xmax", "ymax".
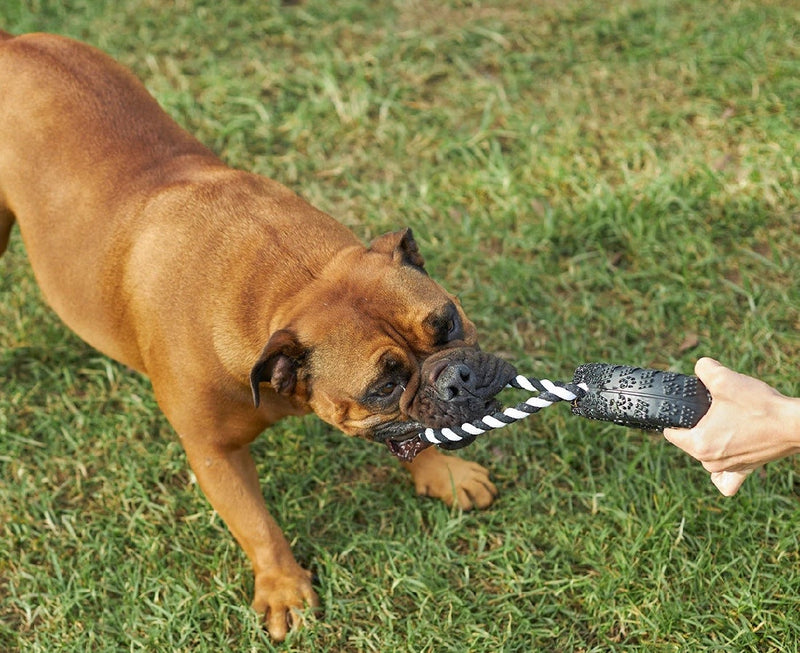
[{"xmin": 181, "ymin": 440, "xmax": 319, "ymax": 641}]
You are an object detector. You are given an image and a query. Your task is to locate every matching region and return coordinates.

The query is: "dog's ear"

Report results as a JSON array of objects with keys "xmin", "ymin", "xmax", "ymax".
[
  {"xmin": 249, "ymin": 329, "xmax": 309, "ymax": 406},
  {"xmin": 369, "ymin": 227, "xmax": 426, "ymax": 271}
]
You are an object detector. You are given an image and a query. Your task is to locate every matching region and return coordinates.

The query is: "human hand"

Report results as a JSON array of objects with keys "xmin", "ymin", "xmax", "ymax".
[{"xmin": 663, "ymin": 357, "xmax": 800, "ymax": 496}]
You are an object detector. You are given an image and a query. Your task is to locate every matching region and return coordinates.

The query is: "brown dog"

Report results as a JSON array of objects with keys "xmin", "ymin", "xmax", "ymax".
[{"xmin": 0, "ymin": 32, "xmax": 514, "ymax": 640}]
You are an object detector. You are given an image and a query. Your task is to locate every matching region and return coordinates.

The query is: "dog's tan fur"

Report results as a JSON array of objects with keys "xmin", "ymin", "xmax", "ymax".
[{"xmin": 0, "ymin": 32, "xmax": 501, "ymax": 640}]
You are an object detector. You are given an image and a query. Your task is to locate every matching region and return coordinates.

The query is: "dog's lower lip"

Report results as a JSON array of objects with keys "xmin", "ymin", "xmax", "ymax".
[{"xmin": 385, "ymin": 433, "xmax": 430, "ymax": 462}]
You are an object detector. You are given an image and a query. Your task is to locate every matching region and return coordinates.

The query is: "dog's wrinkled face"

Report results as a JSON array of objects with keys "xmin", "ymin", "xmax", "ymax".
[{"xmin": 250, "ymin": 229, "xmax": 515, "ymax": 461}]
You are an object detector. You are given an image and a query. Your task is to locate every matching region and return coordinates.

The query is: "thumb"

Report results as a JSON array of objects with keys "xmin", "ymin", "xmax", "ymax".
[
  {"xmin": 662, "ymin": 358, "xmax": 720, "ymax": 444},
  {"xmin": 694, "ymin": 357, "xmax": 723, "ymax": 388}
]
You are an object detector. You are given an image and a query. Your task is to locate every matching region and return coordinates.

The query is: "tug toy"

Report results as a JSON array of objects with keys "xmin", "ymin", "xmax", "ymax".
[{"xmin": 421, "ymin": 363, "xmax": 712, "ymax": 451}]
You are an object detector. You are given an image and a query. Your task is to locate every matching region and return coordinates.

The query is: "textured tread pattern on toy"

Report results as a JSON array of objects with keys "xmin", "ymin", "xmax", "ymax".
[{"xmin": 571, "ymin": 363, "xmax": 711, "ymax": 431}]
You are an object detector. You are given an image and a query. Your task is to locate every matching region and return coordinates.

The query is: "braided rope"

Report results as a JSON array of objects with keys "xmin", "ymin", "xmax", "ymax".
[{"xmin": 420, "ymin": 374, "xmax": 588, "ymax": 447}]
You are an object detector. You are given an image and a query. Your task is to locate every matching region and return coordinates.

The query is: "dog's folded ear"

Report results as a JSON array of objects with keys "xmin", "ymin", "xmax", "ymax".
[
  {"xmin": 369, "ymin": 227, "xmax": 426, "ymax": 272},
  {"xmin": 250, "ymin": 329, "xmax": 309, "ymax": 406}
]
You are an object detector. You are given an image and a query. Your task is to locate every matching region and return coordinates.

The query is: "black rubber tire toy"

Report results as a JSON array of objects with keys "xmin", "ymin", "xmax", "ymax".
[{"xmin": 571, "ymin": 363, "xmax": 712, "ymax": 431}]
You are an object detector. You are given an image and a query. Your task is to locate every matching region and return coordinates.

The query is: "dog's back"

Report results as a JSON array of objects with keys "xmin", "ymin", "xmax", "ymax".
[
  {"xmin": 0, "ymin": 32, "xmax": 358, "ymax": 373},
  {"xmin": 0, "ymin": 32, "xmax": 216, "ymax": 241},
  {"xmin": 0, "ymin": 32, "xmax": 221, "ymax": 363}
]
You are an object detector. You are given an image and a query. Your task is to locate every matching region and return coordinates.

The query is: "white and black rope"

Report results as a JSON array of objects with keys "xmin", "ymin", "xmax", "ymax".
[{"xmin": 420, "ymin": 374, "xmax": 589, "ymax": 448}]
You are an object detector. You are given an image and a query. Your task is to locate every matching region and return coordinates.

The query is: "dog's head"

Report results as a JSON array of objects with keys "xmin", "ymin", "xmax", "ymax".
[{"xmin": 250, "ymin": 228, "xmax": 515, "ymax": 461}]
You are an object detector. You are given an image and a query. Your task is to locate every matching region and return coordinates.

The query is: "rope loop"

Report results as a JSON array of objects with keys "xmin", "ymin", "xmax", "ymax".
[{"xmin": 421, "ymin": 374, "xmax": 587, "ymax": 449}]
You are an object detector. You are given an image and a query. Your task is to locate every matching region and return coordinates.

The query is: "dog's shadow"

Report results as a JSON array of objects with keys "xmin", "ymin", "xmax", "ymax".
[{"xmin": 0, "ymin": 335, "xmax": 164, "ymax": 444}]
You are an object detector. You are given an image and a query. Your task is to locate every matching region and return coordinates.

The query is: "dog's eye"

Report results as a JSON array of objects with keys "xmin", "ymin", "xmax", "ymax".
[
  {"xmin": 374, "ymin": 381, "xmax": 399, "ymax": 398},
  {"xmin": 444, "ymin": 313, "xmax": 463, "ymax": 342}
]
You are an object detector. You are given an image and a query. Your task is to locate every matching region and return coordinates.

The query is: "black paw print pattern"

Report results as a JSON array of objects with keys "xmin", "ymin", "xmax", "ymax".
[{"xmin": 572, "ymin": 364, "xmax": 712, "ymax": 431}]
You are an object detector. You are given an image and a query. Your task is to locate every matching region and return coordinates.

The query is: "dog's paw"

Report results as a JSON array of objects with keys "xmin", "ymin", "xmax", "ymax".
[
  {"xmin": 252, "ymin": 564, "xmax": 320, "ymax": 641},
  {"xmin": 405, "ymin": 447, "xmax": 498, "ymax": 510}
]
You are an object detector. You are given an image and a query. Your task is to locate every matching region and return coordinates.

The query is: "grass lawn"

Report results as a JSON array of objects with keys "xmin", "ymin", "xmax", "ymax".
[{"xmin": 2, "ymin": 0, "xmax": 799, "ymax": 650}]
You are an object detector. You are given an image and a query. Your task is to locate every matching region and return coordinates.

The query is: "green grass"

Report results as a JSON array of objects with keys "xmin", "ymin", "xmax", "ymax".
[{"xmin": 2, "ymin": 0, "xmax": 800, "ymax": 650}]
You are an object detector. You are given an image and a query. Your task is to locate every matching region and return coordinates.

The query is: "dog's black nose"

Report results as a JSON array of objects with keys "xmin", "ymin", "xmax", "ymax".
[{"xmin": 434, "ymin": 362, "xmax": 478, "ymax": 402}]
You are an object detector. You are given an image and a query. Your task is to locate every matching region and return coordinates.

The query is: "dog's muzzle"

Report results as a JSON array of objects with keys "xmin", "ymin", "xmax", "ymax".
[{"xmin": 377, "ymin": 348, "xmax": 516, "ymax": 461}]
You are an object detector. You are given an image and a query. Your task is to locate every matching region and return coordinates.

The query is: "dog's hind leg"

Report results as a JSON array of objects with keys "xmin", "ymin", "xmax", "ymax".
[{"xmin": 0, "ymin": 207, "xmax": 14, "ymax": 256}]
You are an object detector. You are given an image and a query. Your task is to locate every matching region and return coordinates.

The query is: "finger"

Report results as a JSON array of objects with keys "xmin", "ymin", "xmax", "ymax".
[
  {"xmin": 663, "ymin": 424, "xmax": 700, "ymax": 453},
  {"xmin": 710, "ymin": 470, "xmax": 752, "ymax": 496},
  {"xmin": 694, "ymin": 356, "xmax": 721, "ymax": 380}
]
